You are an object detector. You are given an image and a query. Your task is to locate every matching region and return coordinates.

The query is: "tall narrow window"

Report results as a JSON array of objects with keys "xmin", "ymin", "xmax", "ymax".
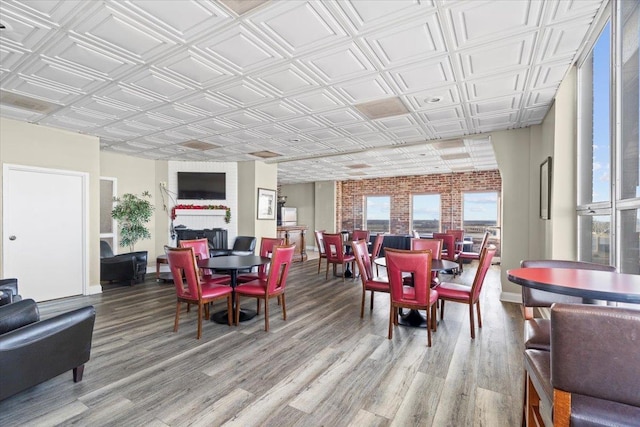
[
  {"xmin": 100, "ymin": 177, "xmax": 117, "ymax": 250},
  {"xmin": 365, "ymin": 196, "xmax": 390, "ymax": 233},
  {"xmin": 411, "ymin": 194, "xmax": 440, "ymax": 234},
  {"xmin": 462, "ymin": 192, "xmax": 498, "ymax": 239}
]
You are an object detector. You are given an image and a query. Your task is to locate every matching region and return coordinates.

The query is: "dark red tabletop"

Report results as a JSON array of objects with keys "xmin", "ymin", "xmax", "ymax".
[{"xmin": 507, "ymin": 267, "xmax": 640, "ymax": 304}]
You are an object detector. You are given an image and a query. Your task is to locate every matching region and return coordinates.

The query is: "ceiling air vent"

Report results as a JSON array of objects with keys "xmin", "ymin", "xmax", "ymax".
[
  {"xmin": 347, "ymin": 164, "xmax": 370, "ymax": 169},
  {"xmin": 180, "ymin": 140, "xmax": 220, "ymax": 150},
  {"xmin": 250, "ymin": 150, "xmax": 281, "ymax": 159},
  {"xmin": 354, "ymin": 97, "xmax": 408, "ymax": 120},
  {"xmin": 0, "ymin": 90, "xmax": 60, "ymax": 114},
  {"xmin": 441, "ymin": 153, "xmax": 471, "ymax": 161}
]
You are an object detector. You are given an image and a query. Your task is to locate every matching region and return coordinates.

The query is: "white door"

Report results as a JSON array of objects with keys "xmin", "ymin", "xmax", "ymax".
[{"xmin": 3, "ymin": 165, "xmax": 87, "ymax": 301}]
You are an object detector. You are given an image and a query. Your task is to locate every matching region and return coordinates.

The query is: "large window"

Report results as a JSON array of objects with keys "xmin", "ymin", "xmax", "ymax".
[
  {"xmin": 577, "ymin": 0, "xmax": 639, "ymax": 273},
  {"xmin": 411, "ymin": 194, "xmax": 440, "ymax": 234},
  {"xmin": 365, "ymin": 196, "xmax": 390, "ymax": 233},
  {"xmin": 463, "ymin": 191, "xmax": 499, "ymax": 239}
]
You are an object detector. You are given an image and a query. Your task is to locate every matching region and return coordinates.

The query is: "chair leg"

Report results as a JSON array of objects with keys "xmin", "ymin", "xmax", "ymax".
[
  {"xmin": 257, "ymin": 299, "xmax": 261, "ymax": 315},
  {"xmin": 197, "ymin": 303, "xmax": 203, "ymax": 339},
  {"xmin": 73, "ymin": 365, "xmax": 85, "ymax": 382},
  {"xmin": 476, "ymin": 300, "xmax": 482, "ymax": 328},
  {"xmin": 264, "ymin": 297, "xmax": 270, "ymax": 332},
  {"xmin": 370, "ymin": 290, "xmax": 375, "ymax": 311},
  {"xmin": 388, "ymin": 303, "xmax": 394, "ymax": 339},
  {"xmin": 281, "ymin": 293, "xmax": 286, "ymax": 320},
  {"xmin": 431, "ymin": 304, "xmax": 437, "ymax": 332},
  {"xmin": 469, "ymin": 303, "xmax": 475, "ymax": 339},
  {"xmin": 317, "ymin": 257, "xmax": 321, "ymax": 274},
  {"xmin": 360, "ymin": 288, "xmax": 366, "ymax": 318},
  {"xmin": 325, "ymin": 262, "xmax": 330, "ymax": 280},
  {"xmin": 440, "ymin": 300, "xmax": 445, "ymax": 320},
  {"xmin": 227, "ymin": 295, "xmax": 233, "ymax": 326},
  {"xmin": 174, "ymin": 301, "xmax": 181, "ymax": 332},
  {"xmin": 426, "ymin": 304, "xmax": 432, "ymax": 347}
]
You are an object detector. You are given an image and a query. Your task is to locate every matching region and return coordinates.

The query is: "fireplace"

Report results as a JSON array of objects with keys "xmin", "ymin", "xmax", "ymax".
[{"xmin": 174, "ymin": 228, "xmax": 228, "ymax": 251}]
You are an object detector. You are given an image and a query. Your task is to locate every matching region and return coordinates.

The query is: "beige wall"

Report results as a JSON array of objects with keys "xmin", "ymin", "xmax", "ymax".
[
  {"xmin": 237, "ymin": 161, "xmax": 278, "ymax": 245},
  {"xmin": 314, "ymin": 181, "xmax": 337, "ymax": 234},
  {"xmin": 100, "ymin": 151, "xmax": 166, "ymax": 261},
  {"xmin": 0, "ymin": 117, "xmax": 101, "ymax": 292}
]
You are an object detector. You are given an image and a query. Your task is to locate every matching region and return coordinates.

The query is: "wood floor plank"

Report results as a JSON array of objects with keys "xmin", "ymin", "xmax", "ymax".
[{"xmin": 0, "ymin": 259, "xmax": 525, "ymax": 426}]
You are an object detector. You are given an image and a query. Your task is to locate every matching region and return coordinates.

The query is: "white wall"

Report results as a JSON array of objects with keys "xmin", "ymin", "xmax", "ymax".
[{"xmin": 237, "ymin": 160, "xmax": 278, "ymax": 245}]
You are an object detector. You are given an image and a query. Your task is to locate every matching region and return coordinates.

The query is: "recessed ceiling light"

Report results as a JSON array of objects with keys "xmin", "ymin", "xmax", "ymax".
[{"xmin": 425, "ymin": 96, "xmax": 443, "ymax": 104}]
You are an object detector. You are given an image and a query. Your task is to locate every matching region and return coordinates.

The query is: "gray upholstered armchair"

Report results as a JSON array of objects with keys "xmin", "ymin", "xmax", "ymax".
[
  {"xmin": 0, "ymin": 278, "xmax": 21, "ymax": 305},
  {"xmin": 210, "ymin": 236, "xmax": 256, "ymax": 257}
]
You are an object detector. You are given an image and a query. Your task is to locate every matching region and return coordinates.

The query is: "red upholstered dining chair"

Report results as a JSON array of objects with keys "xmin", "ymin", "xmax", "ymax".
[
  {"xmin": 432, "ymin": 233, "xmax": 459, "ymax": 275},
  {"xmin": 352, "ymin": 239, "xmax": 389, "ymax": 318},
  {"xmin": 352, "ymin": 229, "xmax": 370, "ymax": 242},
  {"xmin": 236, "ymin": 237, "xmax": 284, "ymax": 284},
  {"xmin": 165, "ymin": 246, "xmax": 233, "ymax": 339},
  {"xmin": 234, "ymin": 244, "xmax": 295, "ymax": 331},
  {"xmin": 437, "ymin": 245, "xmax": 496, "ymax": 339},
  {"xmin": 178, "ymin": 238, "xmax": 230, "ymax": 285},
  {"xmin": 322, "ymin": 233, "xmax": 355, "ymax": 282},
  {"xmin": 314, "ymin": 230, "xmax": 327, "ymax": 275},
  {"xmin": 410, "ymin": 238, "xmax": 443, "ymax": 288},
  {"xmin": 457, "ymin": 231, "xmax": 490, "ymax": 272},
  {"xmin": 385, "ymin": 248, "xmax": 438, "ymax": 347},
  {"xmin": 446, "ymin": 228, "xmax": 465, "ymax": 253},
  {"xmin": 370, "ymin": 233, "xmax": 384, "ymax": 275}
]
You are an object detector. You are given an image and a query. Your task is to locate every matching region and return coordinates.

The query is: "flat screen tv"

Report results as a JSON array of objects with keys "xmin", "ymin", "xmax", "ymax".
[{"xmin": 177, "ymin": 172, "xmax": 226, "ymax": 200}]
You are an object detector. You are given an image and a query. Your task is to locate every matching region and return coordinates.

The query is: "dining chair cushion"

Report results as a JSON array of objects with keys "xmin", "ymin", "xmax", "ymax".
[
  {"xmin": 435, "ymin": 282, "xmax": 471, "ymax": 300},
  {"xmin": 524, "ymin": 349, "xmax": 553, "ymax": 426},
  {"xmin": 199, "ymin": 282, "xmax": 234, "ymax": 300},
  {"xmin": 568, "ymin": 394, "xmax": 640, "ymax": 427},
  {"xmin": 524, "ymin": 318, "xmax": 551, "ymax": 352}
]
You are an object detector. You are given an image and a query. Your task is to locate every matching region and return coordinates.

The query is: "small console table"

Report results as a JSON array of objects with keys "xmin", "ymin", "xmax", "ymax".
[{"xmin": 277, "ymin": 225, "xmax": 308, "ymax": 262}]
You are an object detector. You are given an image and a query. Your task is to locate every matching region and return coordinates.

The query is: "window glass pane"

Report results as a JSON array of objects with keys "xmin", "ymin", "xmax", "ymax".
[
  {"xmin": 619, "ymin": 209, "xmax": 640, "ymax": 274},
  {"xmin": 462, "ymin": 192, "xmax": 498, "ymax": 240},
  {"xmin": 592, "ymin": 22, "xmax": 611, "ymax": 203},
  {"xmin": 578, "ymin": 215, "xmax": 611, "ymax": 265},
  {"xmin": 620, "ymin": 1, "xmax": 640, "ymax": 199},
  {"xmin": 412, "ymin": 194, "xmax": 440, "ymax": 233},
  {"xmin": 366, "ymin": 196, "xmax": 390, "ymax": 233}
]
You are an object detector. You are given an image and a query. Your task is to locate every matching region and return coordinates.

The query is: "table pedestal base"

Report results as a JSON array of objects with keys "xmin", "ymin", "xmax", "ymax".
[
  {"xmin": 397, "ymin": 309, "xmax": 429, "ymax": 328},
  {"xmin": 211, "ymin": 308, "xmax": 257, "ymax": 324}
]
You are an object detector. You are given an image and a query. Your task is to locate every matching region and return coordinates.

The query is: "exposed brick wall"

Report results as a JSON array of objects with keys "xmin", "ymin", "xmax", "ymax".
[{"xmin": 338, "ymin": 170, "xmax": 502, "ymax": 235}]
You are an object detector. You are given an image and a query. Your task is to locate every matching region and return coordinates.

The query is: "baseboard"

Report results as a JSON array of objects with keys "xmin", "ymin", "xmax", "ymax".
[{"xmin": 500, "ymin": 291, "xmax": 522, "ymax": 304}]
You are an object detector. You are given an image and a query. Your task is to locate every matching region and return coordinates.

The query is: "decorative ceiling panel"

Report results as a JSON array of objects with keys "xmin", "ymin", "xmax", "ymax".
[{"xmin": 0, "ymin": 0, "xmax": 607, "ymax": 184}]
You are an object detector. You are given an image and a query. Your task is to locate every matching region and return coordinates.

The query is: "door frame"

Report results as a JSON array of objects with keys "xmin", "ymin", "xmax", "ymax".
[{"xmin": 2, "ymin": 163, "xmax": 89, "ymax": 296}]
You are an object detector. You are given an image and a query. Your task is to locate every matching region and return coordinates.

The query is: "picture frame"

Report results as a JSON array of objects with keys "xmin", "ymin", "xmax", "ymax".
[
  {"xmin": 540, "ymin": 156, "xmax": 552, "ymax": 220},
  {"xmin": 257, "ymin": 188, "xmax": 276, "ymax": 220}
]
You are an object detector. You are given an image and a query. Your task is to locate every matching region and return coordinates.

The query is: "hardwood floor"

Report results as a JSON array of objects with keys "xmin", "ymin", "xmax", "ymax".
[{"xmin": 0, "ymin": 258, "xmax": 524, "ymax": 426}]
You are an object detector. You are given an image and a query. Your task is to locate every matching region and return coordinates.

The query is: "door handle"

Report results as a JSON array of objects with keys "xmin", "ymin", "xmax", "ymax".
[{"xmin": 9, "ymin": 235, "xmax": 16, "ymax": 240}]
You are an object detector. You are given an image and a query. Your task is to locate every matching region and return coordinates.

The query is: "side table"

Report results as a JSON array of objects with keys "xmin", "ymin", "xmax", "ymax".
[{"xmin": 156, "ymin": 255, "xmax": 173, "ymax": 282}]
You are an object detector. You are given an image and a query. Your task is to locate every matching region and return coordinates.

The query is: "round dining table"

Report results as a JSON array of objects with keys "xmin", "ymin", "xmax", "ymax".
[
  {"xmin": 198, "ymin": 255, "xmax": 271, "ymax": 323},
  {"xmin": 507, "ymin": 267, "xmax": 640, "ymax": 304},
  {"xmin": 374, "ymin": 257, "xmax": 460, "ymax": 327}
]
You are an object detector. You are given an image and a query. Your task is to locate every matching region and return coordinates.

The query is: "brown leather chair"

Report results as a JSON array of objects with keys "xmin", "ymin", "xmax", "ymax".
[{"xmin": 551, "ymin": 304, "xmax": 640, "ymax": 426}]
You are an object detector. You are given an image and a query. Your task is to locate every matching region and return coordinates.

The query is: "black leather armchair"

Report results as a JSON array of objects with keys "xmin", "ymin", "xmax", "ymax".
[
  {"xmin": 0, "ymin": 299, "xmax": 96, "ymax": 400},
  {"xmin": 0, "ymin": 278, "xmax": 21, "ymax": 305},
  {"xmin": 210, "ymin": 236, "xmax": 257, "ymax": 257},
  {"xmin": 100, "ymin": 241, "xmax": 147, "ymax": 285}
]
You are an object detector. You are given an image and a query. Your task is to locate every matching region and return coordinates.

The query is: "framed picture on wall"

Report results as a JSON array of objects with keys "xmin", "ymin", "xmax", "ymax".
[
  {"xmin": 257, "ymin": 188, "xmax": 276, "ymax": 220},
  {"xmin": 540, "ymin": 156, "xmax": 552, "ymax": 220}
]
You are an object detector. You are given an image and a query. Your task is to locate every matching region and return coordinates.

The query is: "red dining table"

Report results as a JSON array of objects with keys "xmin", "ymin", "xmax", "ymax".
[{"xmin": 507, "ymin": 267, "xmax": 640, "ymax": 304}]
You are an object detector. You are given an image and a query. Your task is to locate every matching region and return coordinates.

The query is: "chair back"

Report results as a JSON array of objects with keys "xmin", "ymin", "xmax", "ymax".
[
  {"xmin": 370, "ymin": 233, "xmax": 384, "ymax": 260},
  {"xmin": 258, "ymin": 237, "xmax": 285, "ymax": 277},
  {"xmin": 385, "ymin": 248, "xmax": 432, "ymax": 306},
  {"xmin": 411, "ymin": 238, "xmax": 442, "ymax": 260},
  {"xmin": 265, "ymin": 244, "xmax": 295, "ymax": 295},
  {"xmin": 470, "ymin": 245, "xmax": 496, "ymax": 302},
  {"xmin": 551, "ymin": 304, "xmax": 640, "ymax": 407},
  {"xmin": 520, "ymin": 260, "xmax": 615, "ymax": 307},
  {"xmin": 323, "ymin": 233, "xmax": 347, "ymax": 262},
  {"xmin": 446, "ymin": 229, "xmax": 464, "ymax": 246},
  {"xmin": 232, "ymin": 236, "xmax": 257, "ymax": 253},
  {"xmin": 352, "ymin": 230, "xmax": 370, "ymax": 242},
  {"xmin": 165, "ymin": 246, "xmax": 201, "ymax": 301},
  {"xmin": 477, "ymin": 231, "xmax": 490, "ymax": 252},
  {"xmin": 433, "ymin": 233, "xmax": 456, "ymax": 261},
  {"xmin": 352, "ymin": 239, "xmax": 374, "ymax": 284},
  {"xmin": 179, "ymin": 238, "xmax": 211, "ymax": 275},
  {"xmin": 314, "ymin": 230, "xmax": 326, "ymax": 255}
]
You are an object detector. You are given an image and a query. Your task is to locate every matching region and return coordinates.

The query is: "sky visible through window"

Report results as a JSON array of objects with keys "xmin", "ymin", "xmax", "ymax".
[
  {"xmin": 412, "ymin": 194, "xmax": 440, "ymax": 221},
  {"xmin": 366, "ymin": 196, "xmax": 390, "ymax": 219},
  {"xmin": 463, "ymin": 192, "xmax": 498, "ymax": 223},
  {"xmin": 592, "ymin": 21, "xmax": 611, "ymax": 203}
]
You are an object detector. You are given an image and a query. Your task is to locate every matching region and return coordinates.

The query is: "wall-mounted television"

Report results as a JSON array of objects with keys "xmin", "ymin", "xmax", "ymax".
[{"xmin": 177, "ymin": 172, "xmax": 226, "ymax": 200}]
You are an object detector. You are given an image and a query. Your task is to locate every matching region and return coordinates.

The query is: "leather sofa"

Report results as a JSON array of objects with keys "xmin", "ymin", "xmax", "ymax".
[
  {"xmin": 100, "ymin": 241, "xmax": 147, "ymax": 285},
  {"xmin": 0, "ymin": 299, "xmax": 96, "ymax": 400},
  {"xmin": 0, "ymin": 278, "xmax": 21, "ymax": 305}
]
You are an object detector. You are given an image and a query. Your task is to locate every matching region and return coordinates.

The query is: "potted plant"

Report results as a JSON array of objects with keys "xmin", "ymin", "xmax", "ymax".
[{"xmin": 111, "ymin": 191, "xmax": 154, "ymax": 283}]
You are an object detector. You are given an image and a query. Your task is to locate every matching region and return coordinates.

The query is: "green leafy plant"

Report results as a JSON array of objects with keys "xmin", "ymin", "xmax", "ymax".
[{"xmin": 111, "ymin": 191, "xmax": 154, "ymax": 252}]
